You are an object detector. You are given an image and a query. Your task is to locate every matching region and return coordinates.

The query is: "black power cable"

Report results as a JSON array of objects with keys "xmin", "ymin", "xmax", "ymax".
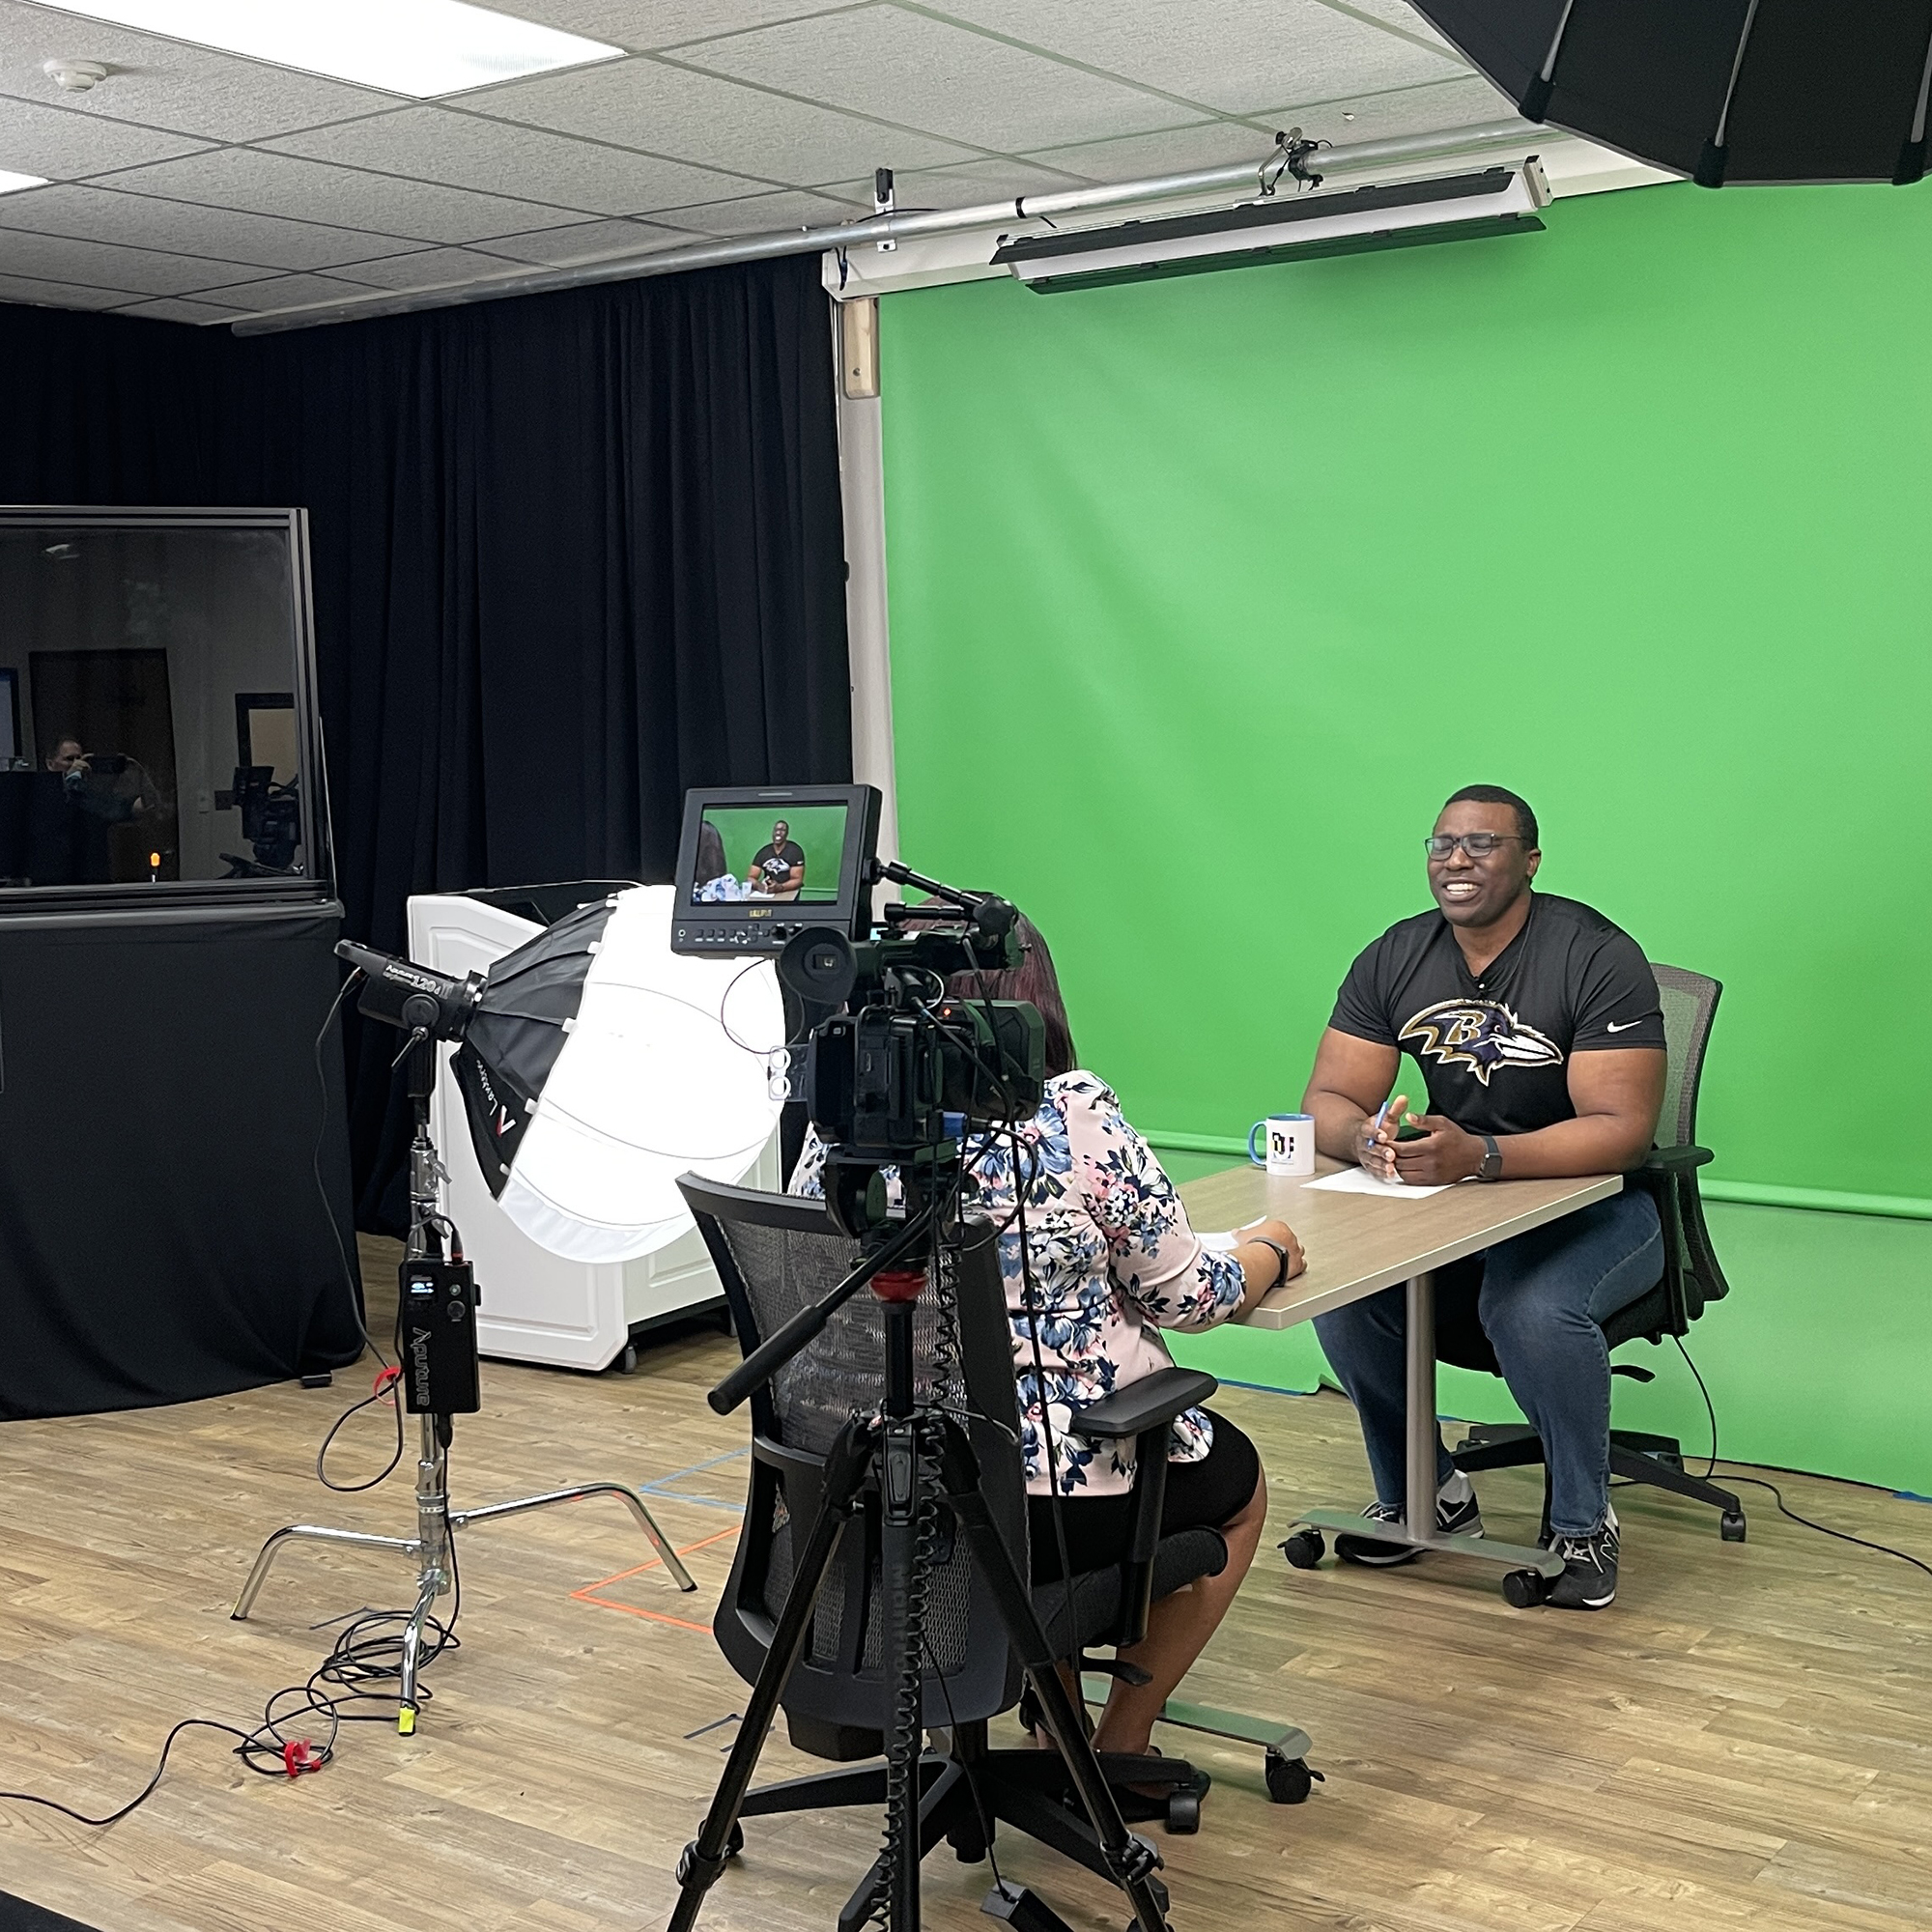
[
  {"xmin": 0, "ymin": 1452, "xmax": 467, "ymax": 1827},
  {"xmin": 1673, "ymin": 1335, "xmax": 1932, "ymax": 1584}
]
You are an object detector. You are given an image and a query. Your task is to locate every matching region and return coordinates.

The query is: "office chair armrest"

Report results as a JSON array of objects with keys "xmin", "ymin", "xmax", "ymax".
[
  {"xmin": 1639, "ymin": 1144, "xmax": 1714, "ymax": 1175},
  {"xmin": 1070, "ymin": 1367, "xmax": 1219, "ymax": 1440}
]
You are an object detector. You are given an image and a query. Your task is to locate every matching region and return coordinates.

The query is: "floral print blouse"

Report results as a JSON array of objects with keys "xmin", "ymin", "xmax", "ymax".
[{"xmin": 789, "ymin": 1070, "xmax": 1247, "ymax": 1498}]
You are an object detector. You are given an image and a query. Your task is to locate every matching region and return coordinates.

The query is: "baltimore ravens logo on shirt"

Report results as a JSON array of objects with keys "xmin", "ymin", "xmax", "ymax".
[{"xmin": 1400, "ymin": 999, "xmax": 1564, "ymax": 1086}]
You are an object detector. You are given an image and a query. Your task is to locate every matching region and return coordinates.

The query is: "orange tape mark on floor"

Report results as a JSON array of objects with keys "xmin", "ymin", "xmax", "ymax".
[
  {"xmin": 574, "ymin": 1523, "xmax": 743, "ymax": 1600},
  {"xmin": 572, "ymin": 1595, "xmax": 718, "ymax": 1635}
]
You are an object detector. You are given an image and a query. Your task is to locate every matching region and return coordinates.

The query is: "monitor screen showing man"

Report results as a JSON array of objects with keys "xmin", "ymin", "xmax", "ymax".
[{"xmin": 690, "ymin": 803, "xmax": 847, "ymax": 905}]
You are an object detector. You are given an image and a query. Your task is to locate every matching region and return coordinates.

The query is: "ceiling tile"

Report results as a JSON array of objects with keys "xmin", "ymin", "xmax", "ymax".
[
  {"xmin": 1246, "ymin": 71, "xmax": 1515, "ymax": 140},
  {"xmin": 327, "ymin": 243, "xmax": 547, "ymax": 290},
  {"xmin": 1023, "ymin": 121, "xmax": 1286, "ymax": 184},
  {"xmin": 476, "ymin": 2, "xmax": 849, "ymax": 53},
  {"xmin": 1321, "ymin": 0, "xmax": 1462, "ymax": 55},
  {"xmin": 0, "ymin": 222, "xmax": 276, "ymax": 295},
  {"xmin": 676, "ymin": 6, "xmax": 1198, "ymax": 151},
  {"xmin": 645, "ymin": 185, "xmax": 869, "ymax": 235},
  {"xmin": 0, "ymin": 88, "xmax": 207, "ymax": 178},
  {"xmin": 265, "ymin": 103, "xmax": 768, "ymax": 215},
  {"xmin": 112, "ymin": 293, "xmax": 248, "ymax": 322},
  {"xmin": 930, "ymin": 0, "xmax": 1462, "ymax": 117},
  {"xmin": 0, "ymin": 0, "xmax": 402, "ymax": 141},
  {"xmin": 183, "ymin": 271, "xmax": 394, "ymax": 312},
  {"xmin": 478, "ymin": 52, "xmax": 974, "ymax": 184},
  {"xmin": 0, "ymin": 266, "xmax": 127, "ymax": 307},
  {"xmin": 0, "ymin": 182, "xmax": 431, "ymax": 270},
  {"xmin": 470, "ymin": 216, "xmax": 689, "ymax": 264},
  {"xmin": 86, "ymin": 148, "xmax": 599, "ymax": 244}
]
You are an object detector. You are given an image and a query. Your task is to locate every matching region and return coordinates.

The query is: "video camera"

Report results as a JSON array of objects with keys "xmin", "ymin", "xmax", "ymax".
[{"xmin": 670, "ymin": 784, "xmax": 1045, "ymax": 1236}]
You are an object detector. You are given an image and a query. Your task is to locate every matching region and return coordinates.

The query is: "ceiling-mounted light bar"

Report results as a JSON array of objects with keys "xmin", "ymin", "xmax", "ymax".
[{"xmin": 991, "ymin": 162, "xmax": 1550, "ymax": 294}]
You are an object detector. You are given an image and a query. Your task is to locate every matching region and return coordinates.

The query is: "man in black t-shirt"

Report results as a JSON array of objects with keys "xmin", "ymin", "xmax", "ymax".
[
  {"xmin": 1301, "ymin": 784, "xmax": 1665, "ymax": 1610},
  {"xmin": 748, "ymin": 818, "xmax": 806, "ymax": 899}
]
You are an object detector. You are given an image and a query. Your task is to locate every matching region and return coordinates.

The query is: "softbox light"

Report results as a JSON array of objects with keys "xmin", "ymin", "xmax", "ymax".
[
  {"xmin": 450, "ymin": 884, "xmax": 783, "ymax": 1264},
  {"xmin": 1410, "ymin": 0, "xmax": 1932, "ymax": 186}
]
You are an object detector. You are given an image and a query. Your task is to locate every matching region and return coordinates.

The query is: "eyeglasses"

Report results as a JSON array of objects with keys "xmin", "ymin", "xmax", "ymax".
[{"xmin": 1425, "ymin": 832, "xmax": 1526, "ymax": 859}]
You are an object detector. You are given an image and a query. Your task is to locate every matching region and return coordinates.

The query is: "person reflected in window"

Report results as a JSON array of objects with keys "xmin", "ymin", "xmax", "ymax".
[
  {"xmin": 789, "ymin": 913, "xmax": 1304, "ymax": 1785},
  {"xmin": 45, "ymin": 735, "xmax": 88, "ymax": 780}
]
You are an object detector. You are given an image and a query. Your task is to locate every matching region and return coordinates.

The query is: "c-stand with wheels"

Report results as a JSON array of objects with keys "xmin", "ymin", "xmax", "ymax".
[
  {"xmin": 668, "ymin": 1189, "xmax": 1173, "ymax": 1932},
  {"xmin": 231, "ymin": 1020, "xmax": 696, "ymax": 1733}
]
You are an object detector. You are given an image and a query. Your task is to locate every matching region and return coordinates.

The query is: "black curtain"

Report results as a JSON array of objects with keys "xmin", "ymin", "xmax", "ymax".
[{"xmin": 0, "ymin": 257, "xmax": 851, "ymax": 1226}]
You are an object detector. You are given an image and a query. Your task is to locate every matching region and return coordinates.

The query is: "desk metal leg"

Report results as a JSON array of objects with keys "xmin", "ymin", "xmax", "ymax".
[{"xmin": 1296, "ymin": 1271, "xmax": 1563, "ymax": 1581}]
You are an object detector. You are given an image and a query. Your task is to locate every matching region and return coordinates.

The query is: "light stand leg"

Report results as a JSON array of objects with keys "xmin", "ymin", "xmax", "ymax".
[
  {"xmin": 396, "ymin": 1571, "xmax": 442, "ymax": 1735},
  {"xmin": 231, "ymin": 1523, "xmax": 419, "ymax": 1621},
  {"xmin": 452, "ymin": 1483, "xmax": 696, "ymax": 1592}
]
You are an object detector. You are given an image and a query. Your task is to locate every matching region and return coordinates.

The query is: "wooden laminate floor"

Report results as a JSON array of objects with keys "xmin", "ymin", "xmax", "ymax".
[{"xmin": 2, "ymin": 1237, "xmax": 1930, "ymax": 1932}]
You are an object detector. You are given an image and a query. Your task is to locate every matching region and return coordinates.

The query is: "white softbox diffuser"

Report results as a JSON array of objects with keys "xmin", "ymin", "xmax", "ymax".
[{"xmin": 453, "ymin": 885, "xmax": 783, "ymax": 1264}]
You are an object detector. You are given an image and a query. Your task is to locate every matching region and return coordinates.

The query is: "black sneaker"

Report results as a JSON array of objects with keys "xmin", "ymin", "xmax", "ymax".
[
  {"xmin": 1545, "ymin": 1510, "xmax": 1619, "ymax": 1610},
  {"xmin": 1335, "ymin": 1484, "xmax": 1484, "ymax": 1567}
]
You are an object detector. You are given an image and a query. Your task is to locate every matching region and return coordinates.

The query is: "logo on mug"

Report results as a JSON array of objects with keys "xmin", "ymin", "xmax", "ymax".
[{"xmin": 1248, "ymin": 1113, "xmax": 1315, "ymax": 1177}]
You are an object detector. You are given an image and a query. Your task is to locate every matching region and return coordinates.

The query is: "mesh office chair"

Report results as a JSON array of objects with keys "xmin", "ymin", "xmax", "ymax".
[
  {"xmin": 1449, "ymin": 964, "xmax": 1746, "ymax": 1539},
  {"xmin": 679, "ymin": 1176, "xmax": 1315, "ymax": 1932}
]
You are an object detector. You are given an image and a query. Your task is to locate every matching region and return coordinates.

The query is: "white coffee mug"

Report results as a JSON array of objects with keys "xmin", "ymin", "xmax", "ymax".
[{"xmin": 1248, "ymin": 1113, "xmax": 1315, "ymax": 1177}]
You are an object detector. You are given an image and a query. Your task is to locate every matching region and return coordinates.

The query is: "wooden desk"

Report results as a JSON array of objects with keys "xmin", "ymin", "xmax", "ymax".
[{"xmin": 1178, "ymin": 1155, "xmax": 1623, "ymax": 1588}]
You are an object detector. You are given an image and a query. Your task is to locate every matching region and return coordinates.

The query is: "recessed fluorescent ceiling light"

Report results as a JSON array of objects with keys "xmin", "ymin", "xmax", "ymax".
[
  {"xmin": 43, "ymin": 1, "xmax": 623, "ymax": 98},
  {"xmin": 0, "ymin": 170, "xmax": 47, "ymax": 193}
]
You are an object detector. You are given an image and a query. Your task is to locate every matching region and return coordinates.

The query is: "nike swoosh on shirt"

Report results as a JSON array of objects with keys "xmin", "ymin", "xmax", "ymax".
[{"xmin": 1605, "ymin": 1020, "xmax": 1643, "ymax": 1033}]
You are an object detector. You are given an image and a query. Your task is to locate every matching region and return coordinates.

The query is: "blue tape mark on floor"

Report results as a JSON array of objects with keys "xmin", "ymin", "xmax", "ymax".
[
  {"xmin": 632, "ymin": 1446, "xmax": 750, "ymax": 1513},
  {"xmin": 633, "ymin": 1488, "xmax": 744, "ymax": 1514}
]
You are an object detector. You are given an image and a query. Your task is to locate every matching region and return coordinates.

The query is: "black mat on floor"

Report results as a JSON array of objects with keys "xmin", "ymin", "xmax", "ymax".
[{"xmin": 0, "ymin": 1892, "xmax": 99, "ymax": 1931}]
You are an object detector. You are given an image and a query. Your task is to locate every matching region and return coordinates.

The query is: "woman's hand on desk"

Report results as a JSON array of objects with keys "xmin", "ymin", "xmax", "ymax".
[{"xmin": 1233, "ymin": 1217, "xmax": 1305, "ymax": 1314}]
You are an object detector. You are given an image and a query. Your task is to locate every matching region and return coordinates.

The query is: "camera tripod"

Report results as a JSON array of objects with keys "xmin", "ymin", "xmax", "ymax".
[
  {"xmin": 669, "ymin": 1206, "xmax": 1173, "ymax": 1932},
  {"xmin": 231, "ymin": 1023, "xmax": 695, "ymax": 1733}
]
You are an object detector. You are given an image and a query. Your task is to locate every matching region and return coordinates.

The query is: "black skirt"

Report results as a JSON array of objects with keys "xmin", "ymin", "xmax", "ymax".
[{"xmin": 1026, "ymin": 1408, "xmax": 1262, "ymax": 1584}]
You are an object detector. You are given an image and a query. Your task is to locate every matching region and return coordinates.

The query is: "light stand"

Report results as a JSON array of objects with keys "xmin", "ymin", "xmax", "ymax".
[
  {"xmin": 232, "ymin": 1026, "xmax": 696, "ymax": 1734},
  {"xmin": 670, "ymin": 1208, "xmax": 1171, "ymax": 1932}
]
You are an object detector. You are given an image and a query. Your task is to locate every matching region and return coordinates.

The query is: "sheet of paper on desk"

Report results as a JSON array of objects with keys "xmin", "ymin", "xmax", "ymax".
[{"xmin": 1303, "ymin": 1169, "xmax": 1451, "ymax": 1200}]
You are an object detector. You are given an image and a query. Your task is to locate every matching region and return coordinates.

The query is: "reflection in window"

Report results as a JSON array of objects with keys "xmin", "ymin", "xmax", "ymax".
[{"xmin": 0, "ymin": 520, "xmax": 316, "ymax": 893}]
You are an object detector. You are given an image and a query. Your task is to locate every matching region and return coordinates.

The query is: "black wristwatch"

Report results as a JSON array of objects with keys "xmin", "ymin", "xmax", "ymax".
[
  {"xmin": 1475, "ymin": 1133, "xmax": 1504, "ymax": 1182},
  {"xmin": 1249, "ymin": 1236, "xmax": 1292, "ymax": 1293}
]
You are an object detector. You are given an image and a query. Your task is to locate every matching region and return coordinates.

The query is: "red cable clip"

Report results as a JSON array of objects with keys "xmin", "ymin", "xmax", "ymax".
[
  {"xmin": 281, "ymin": 1739, "xmax": 322, "ymax": 1778},
  {"xmin": 373, "ymin": 1366, "xmax": 401, "ymax": 1396}
]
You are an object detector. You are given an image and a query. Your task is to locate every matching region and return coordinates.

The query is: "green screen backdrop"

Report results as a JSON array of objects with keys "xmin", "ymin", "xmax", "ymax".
[{"xmin": 881, "ymin": 181, "xmax": 1932, "ymax": 1492}]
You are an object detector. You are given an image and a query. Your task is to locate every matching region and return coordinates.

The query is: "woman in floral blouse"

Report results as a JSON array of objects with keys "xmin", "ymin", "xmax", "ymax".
[{"xmin": 790, "ymin": 914, "xmax": 1304, "ymax": 1765}]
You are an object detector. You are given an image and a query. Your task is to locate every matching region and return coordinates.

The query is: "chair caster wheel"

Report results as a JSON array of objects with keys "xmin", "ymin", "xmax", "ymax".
[
  {"xmin": 725, "ymin": 1821, "xmax": 744, "ymax": 1857},
  {"xmin": 1280, "ymin": 1529, "xmax": 1324, "ymax": 1571},
  {"xmin": 1502, "ymin": 1568, "xmax": 1548, "ymax": 1609},
  {"xmin": 1164, "ymin": 1788, "xmax": 1201, "ymax": 1833},
  {"xmin": 1720, "ymin": 1510, "xmax": 1747, "ymax": 1543},
  {"xmin": 1264, "ymin": 1749, "xmax": 1321, "ymax": 1804}
]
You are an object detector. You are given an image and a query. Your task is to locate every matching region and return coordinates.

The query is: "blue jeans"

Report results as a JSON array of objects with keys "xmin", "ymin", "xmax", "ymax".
[{"xmin": 1312, "ymin": 1189, "xmax": 1662, "ymax": 1538}]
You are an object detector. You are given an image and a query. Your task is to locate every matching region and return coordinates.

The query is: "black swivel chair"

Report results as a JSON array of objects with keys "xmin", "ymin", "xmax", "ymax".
[
  {"xmin": 1449, "ymin": 964, "xmax": 1747, "ymax": 1540},
  {"xmin": 679, "ymin": 1177, "xmax": 1316, "ymax": 1932}
]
